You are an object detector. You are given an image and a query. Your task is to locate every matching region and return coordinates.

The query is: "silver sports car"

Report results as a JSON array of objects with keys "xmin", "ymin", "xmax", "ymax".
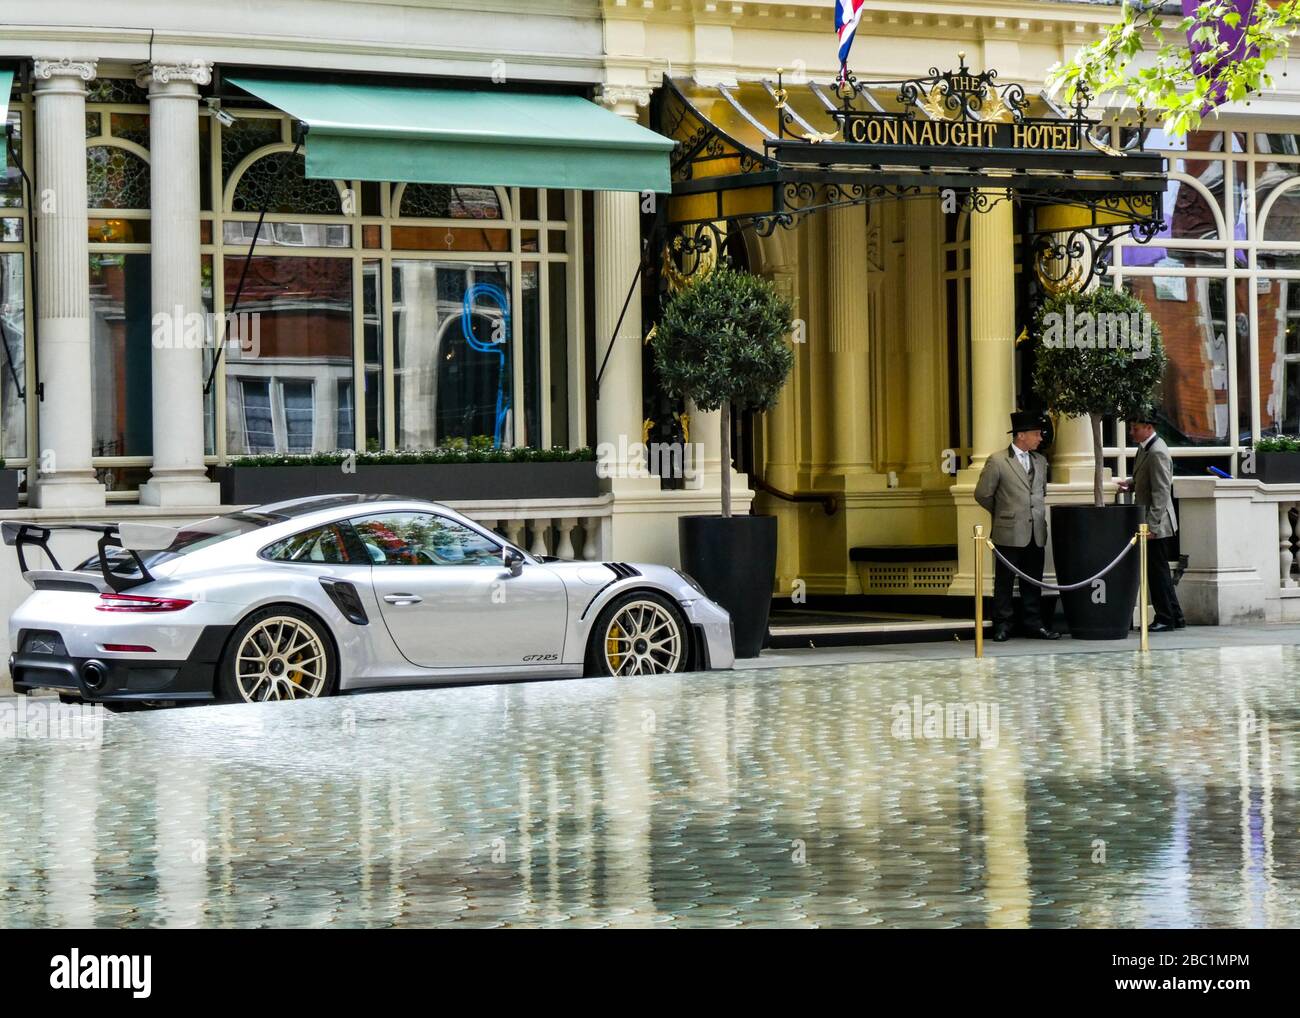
[{"xmin": 5, "ymin": 494, "xmax": 734, "ymax": 705}]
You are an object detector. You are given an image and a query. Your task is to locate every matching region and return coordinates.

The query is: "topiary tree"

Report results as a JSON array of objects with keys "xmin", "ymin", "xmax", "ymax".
[
  {"xmin": 651, "ymin": 265, "xmax": 794, "ymax": 518},
  {"xmin": 1033, "ymin": 287, "xmax": 1167, "ymax": 507}
]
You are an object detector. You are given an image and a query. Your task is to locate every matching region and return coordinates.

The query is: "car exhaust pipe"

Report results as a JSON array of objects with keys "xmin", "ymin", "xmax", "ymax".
[{"xmin": 79, "ymin": 659, "xmax": 109, "ymax": 695}]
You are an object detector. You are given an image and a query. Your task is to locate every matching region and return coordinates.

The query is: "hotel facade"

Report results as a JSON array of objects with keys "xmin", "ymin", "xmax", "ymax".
[{"xmin": 2, "ymin": 0, "xmax": 1300, "ymax": 662}]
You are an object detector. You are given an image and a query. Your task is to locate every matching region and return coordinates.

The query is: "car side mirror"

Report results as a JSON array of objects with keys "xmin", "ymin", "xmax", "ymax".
[{"xmin": 503, "ymin": 547, "xmax": 525, "ymax": 577}]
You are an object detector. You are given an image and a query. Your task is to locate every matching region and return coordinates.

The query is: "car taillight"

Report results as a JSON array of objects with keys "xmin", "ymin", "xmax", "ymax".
[
  {"xmin": 103, "ymin": 644, "xmax": 156, "ymax": 653},
  {"xmin": 95, "ymin": 593, "xmax": 193, "ymax": 613}
]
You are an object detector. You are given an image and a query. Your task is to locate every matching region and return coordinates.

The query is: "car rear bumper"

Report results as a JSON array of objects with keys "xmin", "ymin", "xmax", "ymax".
[{"xmin": 9, "ymin": 625, "xmax": 233, "ymax": 703}]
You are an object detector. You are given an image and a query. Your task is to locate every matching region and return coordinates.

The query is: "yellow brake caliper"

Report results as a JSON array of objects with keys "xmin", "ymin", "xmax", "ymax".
[{"xmin": 607, "ymin": 622, "xmax": 624, "ymax": 671}]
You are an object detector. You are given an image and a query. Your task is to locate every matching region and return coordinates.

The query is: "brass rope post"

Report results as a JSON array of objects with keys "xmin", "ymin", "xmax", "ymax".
[
  {"xmin": 1138, "ymin": 523, "xmax": 1150, "ymax": 654},
  {"xmin": 973, "ymin": 524, "xmax": 985, "ymax": 658}
]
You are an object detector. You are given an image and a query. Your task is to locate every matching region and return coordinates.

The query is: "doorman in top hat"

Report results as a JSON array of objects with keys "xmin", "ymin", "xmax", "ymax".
[
  {"xmin": 1118, "ymin": 413, "xmax": 1185, "ymax": 631},
  {"xmin": 975, "ymin": 411, "xmax": 1060, "ymax": 641}
]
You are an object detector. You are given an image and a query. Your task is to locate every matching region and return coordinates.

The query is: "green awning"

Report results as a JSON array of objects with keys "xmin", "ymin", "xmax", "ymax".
[
  {"xmin": 0, "ymin": 70, "xmax": 13, "ymax": 170},
  {"xmin": 228, "ymin": 78, "xmax": 674, "ymax": 193}
]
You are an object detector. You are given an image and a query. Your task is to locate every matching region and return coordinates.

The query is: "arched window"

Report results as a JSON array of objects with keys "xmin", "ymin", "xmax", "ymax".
[
  {"xmin": 230, "ymin": 150, "xmax": 342, "ymax": 215},
  {"xmin": 86, "ymin": 145, "xmax": 150, "ymax": 211}
]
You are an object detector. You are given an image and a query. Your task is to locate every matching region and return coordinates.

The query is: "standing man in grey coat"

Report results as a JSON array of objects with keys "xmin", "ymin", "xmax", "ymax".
[
  {"xmin": 974, "ymin": 411, "xmax": 1060, "ymax": 641},
  {"xmin": 1118, "ymin": 415, "xmax": 1185, "ymax": 631}
]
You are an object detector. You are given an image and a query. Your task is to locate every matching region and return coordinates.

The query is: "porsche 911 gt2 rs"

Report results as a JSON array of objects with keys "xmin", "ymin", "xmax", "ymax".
[{"xmin": 5, "ymin": 494, "xmax": 734, "ymax": 705}]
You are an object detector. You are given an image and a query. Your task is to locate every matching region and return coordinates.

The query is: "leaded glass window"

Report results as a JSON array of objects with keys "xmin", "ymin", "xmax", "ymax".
[
  {"xmin": 220, "ymin": 117, "xmax": 283, "ymax": 183},
  {"xmin": 86, "ymin": 78, "xmax": 148, "ymax": 105},
  {"xmin": 231, "ymin": 151, "xmax": 341, "ymax": 215},
  {"xmin": 87, "ymin": 146, "xmax": 150, "ymax": 210}
]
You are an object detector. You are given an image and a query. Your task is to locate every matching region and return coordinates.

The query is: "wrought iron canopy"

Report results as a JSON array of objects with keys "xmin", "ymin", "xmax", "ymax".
[{"xmin": 660, "ymin": 55, "xmax": 1167, "ymax": 242}]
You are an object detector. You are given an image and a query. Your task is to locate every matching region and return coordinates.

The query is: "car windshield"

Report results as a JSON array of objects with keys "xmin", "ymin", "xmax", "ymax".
[{"xmin": 76, "ymin": 512, "xmax": 285, "ymax": 574}]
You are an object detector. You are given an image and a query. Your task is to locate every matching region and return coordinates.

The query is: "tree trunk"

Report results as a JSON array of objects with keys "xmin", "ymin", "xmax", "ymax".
[
  {"xmin": 720, "ymin": 400, "xmax": 732, "ymax": 519},
  {"xmin": 1092, "ymin": 413, "xmax": 1104, "ymax": 508}
]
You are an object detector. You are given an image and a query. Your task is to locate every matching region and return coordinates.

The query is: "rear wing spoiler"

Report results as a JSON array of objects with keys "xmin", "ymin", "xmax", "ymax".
[{"xmin": 0, "ymin": 521, "xmax": 172, "ymax": 592}]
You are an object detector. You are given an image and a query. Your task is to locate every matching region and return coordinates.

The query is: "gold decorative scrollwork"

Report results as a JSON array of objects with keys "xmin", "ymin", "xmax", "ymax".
[{"xmin": 919, "ymin": 84, "xmax": 952, "ymax": 122}]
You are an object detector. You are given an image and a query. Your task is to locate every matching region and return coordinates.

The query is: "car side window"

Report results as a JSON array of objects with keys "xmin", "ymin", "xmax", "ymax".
[
  {"xmin": 351, "ymin": 512, "xmax": 502, "ymax": 567},
  {"xmin": 263, "ymin": 524, "xmax": 354, "ymax": 564}
]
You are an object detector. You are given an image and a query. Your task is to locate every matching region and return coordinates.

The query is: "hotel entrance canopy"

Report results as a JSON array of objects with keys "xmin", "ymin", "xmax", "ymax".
[
  {"xmin": 228, "ymin": 77, "xmax": 675, "ymax": 193},
  {"xmin": 659, "ymin": 57, "xmax": 1167, "ymax": 279}
]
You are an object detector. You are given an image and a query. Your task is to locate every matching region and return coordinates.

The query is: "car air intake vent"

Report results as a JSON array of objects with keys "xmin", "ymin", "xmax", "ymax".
[
  {"xmin": 319, "ymin": 578, "xmax": 368, "ymax": 625},
  {"xmin": 21, "ymin": 630, "xmax": 66, "ymax": 656},
  {"xmin": 607, "ymin": 563, "xmax": 641, "ymax": 580}
]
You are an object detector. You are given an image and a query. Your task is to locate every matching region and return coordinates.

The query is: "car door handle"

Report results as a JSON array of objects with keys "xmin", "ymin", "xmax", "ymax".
[{"xmin": 383, "ymin": 593, "xmax": 423, "ymax": 606}]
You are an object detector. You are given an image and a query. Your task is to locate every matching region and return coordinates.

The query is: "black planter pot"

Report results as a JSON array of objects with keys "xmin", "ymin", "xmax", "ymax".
[
  {"xmin": 679, "ymin": 514, "xmax": 777, "ymax": 659},
  {"xmin": 0, "ymin": 469, "xmax": 18, "ymax": 510},
  {"xmin": 213, "ymin": 461, "xmax": 598, "ymax": 505},
  {"xmin": 1049, "ymin": 503, "xmax": 1144, "ymax": 640},
  {"xmin": 1247, "ymin": 452, "xmax": 1300, "ymax": 484}
]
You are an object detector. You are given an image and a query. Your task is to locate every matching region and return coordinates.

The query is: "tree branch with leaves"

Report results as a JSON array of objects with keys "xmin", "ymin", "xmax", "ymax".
[{"xmin": 1048, "ymin": 0, "xmax": 1300, "ymax": 137}]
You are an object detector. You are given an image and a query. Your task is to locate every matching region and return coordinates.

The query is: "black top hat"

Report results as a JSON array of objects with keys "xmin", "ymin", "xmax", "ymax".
[
  {"xmin": 1007, "ymin": 410, "xmax": 1046, "ymax": 434},
  {"xmin": 1132, "ymin": 407, "xmax": 1160, "ymax": 425}
]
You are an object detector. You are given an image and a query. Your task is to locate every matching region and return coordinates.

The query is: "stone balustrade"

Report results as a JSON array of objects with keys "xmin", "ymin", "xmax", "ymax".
[
  {"xmin": 444, "ymin": 495, "xmax": 614, "ymax": 562},
  {"xmin": 1174, "ymin": 477, "xmax": 1300, "ymax": 624}
]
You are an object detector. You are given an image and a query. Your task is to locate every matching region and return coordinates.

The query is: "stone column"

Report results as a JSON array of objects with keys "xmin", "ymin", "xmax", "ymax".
[
  {"xmin": 951, "ymin": 190, "xmax": 1017, "ymax": 595},
  {"xmin": 761, "ymin": 263, "xmax": 799, "ymax": 492},
  {"xmin": 820, "ymin": 201, "xmax": 882, "ymax": 490},
  {"xmin": 29, "ymin": 58, "xmax": 105, "ymax": 509},
  {"xmin": 1037, "ymin": 219, "xmax": 1106, "ymax": 486},
  {"xmin": 1050, "ymin": 413, "xmax": 1097, "ymax": 484},
  {"xmin": 593, "ymin": 86, "xmax": 656, "ymax": 492},
  {"xmin": 686, "ymin": 219, "xmax": 747, "ymax": 506},
  {"xmin": 901, "ymin": 194, "xmax": 946, "ymax": 487},
  {"xmin": 138, "ymin": 61, "xmax": 221, "ymax": 506},
  {"xmin": 967, "ymin": 191, "xmax": 1016, "ymax": 471}
]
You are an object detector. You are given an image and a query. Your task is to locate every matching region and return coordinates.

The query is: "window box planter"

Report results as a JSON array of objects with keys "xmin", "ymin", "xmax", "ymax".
[
  {"xmin": 1247, "ymin": 451, "xmax": 1300, "ymax": 485},
  {"xmin": 213, "ymin": 460, "xmax": 599, "ymax": 506},
  {"xmin": 0, "ymin": 468, "xmax": 18, "ymax": 510}
]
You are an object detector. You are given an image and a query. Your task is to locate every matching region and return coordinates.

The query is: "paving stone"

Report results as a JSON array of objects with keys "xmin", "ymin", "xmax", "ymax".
[{"xmin": 1, "ymin": 644, "xmax": 1297, "ymax": 927}]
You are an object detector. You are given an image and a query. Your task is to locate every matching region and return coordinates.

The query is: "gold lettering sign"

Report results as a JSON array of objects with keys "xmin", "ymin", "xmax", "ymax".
[{"xmin": 836, "ymin": 113, "xmax": 1080, "ymax": 153}]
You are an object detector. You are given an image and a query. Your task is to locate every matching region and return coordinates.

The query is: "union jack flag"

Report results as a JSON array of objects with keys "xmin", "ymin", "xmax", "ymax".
[{"xmin": 835, "ymin": 0, "xmax": 867, "ymax": 73}]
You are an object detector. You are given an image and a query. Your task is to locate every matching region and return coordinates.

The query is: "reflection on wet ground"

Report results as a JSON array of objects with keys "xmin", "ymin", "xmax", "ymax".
[{"xmin": 1, "ymin": 646, "xmax": 1297, "ymax": 928}]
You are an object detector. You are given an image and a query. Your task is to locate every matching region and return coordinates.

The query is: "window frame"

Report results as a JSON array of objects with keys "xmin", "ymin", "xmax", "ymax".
[
  {"xmin": 258, "ymin": 520, "xmax": 369, "ymax": 566},
  {"xmin": 208, "ymin": 108, "xmax": 585, "ymax": 461}
]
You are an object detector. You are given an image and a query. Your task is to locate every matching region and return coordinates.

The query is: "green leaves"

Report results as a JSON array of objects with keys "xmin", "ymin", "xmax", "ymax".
[
  {"xmin": 1256, "ymin": 435, "xmax": 1300, "ymax": 452},
  {"xmin": 1033, "ymin": 288, "xmax": 1167, "ymax": 420},
  {"xmin": 1046, "ymin": 0, "xmax": 1297, "ymax": 138},
  {"xmin": 651, "ymin": 266, "xmax": 795, "ymax": 414}
]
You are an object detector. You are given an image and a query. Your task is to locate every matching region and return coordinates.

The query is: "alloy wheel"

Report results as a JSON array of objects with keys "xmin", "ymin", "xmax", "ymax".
[
  {"xmin": 603, "ymin": 600, "xmax": 683, "ymax": 676},
  {"xmin": 235, "ymin": 616, "xmax": 329, "ymax": 702}
]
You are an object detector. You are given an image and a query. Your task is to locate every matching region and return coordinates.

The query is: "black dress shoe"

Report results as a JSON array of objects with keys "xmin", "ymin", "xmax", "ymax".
[
  {"xmin": 1149, "ymin": 621, "xmax": 1175, "ymax": 633},
  {"xmin": 1028, "ymin": 627, "xmax": 1061, "ymax": 640},
  {"xmin": 1175, "ymin": 620, "xmax": 1187, "ymax": 629},
  {"xmin": 992, "ymin": 626, "xmax": 1012, "ymax": 642}
]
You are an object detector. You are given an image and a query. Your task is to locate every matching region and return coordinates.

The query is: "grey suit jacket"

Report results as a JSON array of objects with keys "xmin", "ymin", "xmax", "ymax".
[
  {"xmin": 1133, "ymin": 435, "xmax": 1177, "ymax": 539},
  {"xmin": 974, "ymin": 445, "xmax": 1049, "ymax": 548}
]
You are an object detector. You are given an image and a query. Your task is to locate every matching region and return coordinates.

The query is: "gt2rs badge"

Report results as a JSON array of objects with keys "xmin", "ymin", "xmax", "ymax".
[{"xmin": 522, "ymin": 654, "xmax": 559, "ymax": 662}]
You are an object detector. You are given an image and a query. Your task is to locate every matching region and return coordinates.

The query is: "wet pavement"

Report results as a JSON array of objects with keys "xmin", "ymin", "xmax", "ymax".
[{"xmin": 1, "ymin": 645, "xmax": 1297, "ymax": 928}]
